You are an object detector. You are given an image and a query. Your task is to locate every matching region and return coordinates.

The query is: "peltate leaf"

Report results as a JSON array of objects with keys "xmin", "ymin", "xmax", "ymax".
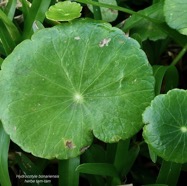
[
  {"xmin": 164, "ymin": 0, "xmax": 187, "ymax": 35},
  {"xmin": 143, "ymin": 89, "xmax": 187, "ymax": 163},
  {"xmin": 46, "ymin": 1, "xmax": 82, "ymax": 21},
  {"xmin": 0, "ymin": 19, "xmax": 154, "ymax": 159}
]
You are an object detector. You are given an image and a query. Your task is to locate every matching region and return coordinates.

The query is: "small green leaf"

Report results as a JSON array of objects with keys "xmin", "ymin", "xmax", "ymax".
[
  {"xmin": 46, "ymin": 1, "xmax": 82, "ymax": 21},
  {"xmin": 143, "ymin": 89, "xmax": 187, "ymax": 163},
  {"xmin": 87, "ymin": 0, "xmax": 118, "ymax": 22},
  {"xmin": 164, "ymin": 0, "xmax": 187, "ymax": 35},
  {"xmin": 0, "ymin": 19, "xmax": 154, "ymax": 159}
]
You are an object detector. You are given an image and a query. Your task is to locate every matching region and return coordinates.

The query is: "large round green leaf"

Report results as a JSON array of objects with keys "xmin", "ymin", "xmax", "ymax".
[
  {"xmin": 0, "ymin": 19, "xmax": 154, "ymax": 159},
  {"xmin": 143, "ymin": 89, "xmax": 187, "ymax": 163},
  {"xmin": 164, "ymin": 0, "xmax": 187, "ymax": 35}
]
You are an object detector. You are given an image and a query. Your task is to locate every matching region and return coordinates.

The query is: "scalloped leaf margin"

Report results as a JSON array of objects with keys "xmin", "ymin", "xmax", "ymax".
[
  {"xmin": 0, "ymin": 19, "xmax": 154, "ymax": 159},
  {"xmin": 143, "ymin": 89, "xmax": 187, "ymax": 163}
]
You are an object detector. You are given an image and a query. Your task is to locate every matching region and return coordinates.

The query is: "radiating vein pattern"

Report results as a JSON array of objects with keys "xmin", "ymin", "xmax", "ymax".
[
  {"xmin": 143, "ymin": 89, "xmax": 187, "ymax": 163},
  {"xmin": 0, "ymin": 19, "xmax": 155, "ymax": 159}
]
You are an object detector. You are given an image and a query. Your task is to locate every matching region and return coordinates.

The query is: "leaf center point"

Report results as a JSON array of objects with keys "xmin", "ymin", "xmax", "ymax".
[
  {"xmin": 180, "ymin": 126, "xmax": 187, "ymax": 133},
  {"xmin": 74, "ymin": 93, "xmax": 83, "ymax": 103}
]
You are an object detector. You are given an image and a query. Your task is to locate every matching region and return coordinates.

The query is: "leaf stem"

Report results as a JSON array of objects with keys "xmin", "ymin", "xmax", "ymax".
[
  {"xmin": 58, "ymin": 156, "xmax": 80, "ymax": 186},
  {"xmin": 92, "ymin": 0, "xmax": 102, "ymax": 20},
  {"xmin": 170, "ymin": 43, "xmax": 187, "ymax": 66},
  {"xmin": 76, "ymin": 0, "xmax": 160, "ymax": 23},
  {"xmin": 111, "ymin": 139, "xmax": 130, "ymax": 185},
  {"xmin": 113, "ymin": 140, "xmax": 130, "ymax": 175},
  {"xmin": 156, "ymin": 160, "xmax": 181, "ymax": 186},
  {"xmin": 0, "ymin": 122, "xmax": 11, "ymax": 186}
]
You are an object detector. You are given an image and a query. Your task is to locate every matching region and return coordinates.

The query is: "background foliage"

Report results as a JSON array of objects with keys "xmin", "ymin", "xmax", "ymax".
[{"xmin": 0, "ymin": 0, "xmax": 187, "ymax": 186}]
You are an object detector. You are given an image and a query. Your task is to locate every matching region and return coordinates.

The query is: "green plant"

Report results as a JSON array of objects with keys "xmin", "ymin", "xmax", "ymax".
[{"xmin": 0, "ymin": 0, "xmax": 187, "ymax": 186}]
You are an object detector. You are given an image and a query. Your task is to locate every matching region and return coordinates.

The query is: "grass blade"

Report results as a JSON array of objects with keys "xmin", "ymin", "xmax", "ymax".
[
  {"xmin": 81, "ymin": 144, "xmax": 106, "ymax": 186},
  {"xmin": 0, "ymin": 44, "xmax": 6, "ymax": 56},
  {"xmin": 20, "ymin": 0, "xmax": 30, "ymax": 20},
  {"xmin": 164, "ymin": 66, "xmax": 179, "ymax": 92},
  {"xmin": 0, "ymin": 9, "xmax": 21, "ymax": 54},
  {"xmin": 143, "ymin": 184, "xmax": 168, "ymax": 186},
  {"xmin": 121, "ymin": 144, "xmax": 140, "ymax": 176},
  {"xmin": 76, "ymin": 0, "xmax": 187, "ymax": 47},
  {"xmin": 22, "ymin": 0, "xmax": 51, "ymax": 39},
  {"xmin": 0, "ymin": 57, "xmax": 3, "ymax": 66},
  {"xmin": 0, "ymin": 19, "xmax": 15, "ymax": 55},
  {"xmin": 0, "ymin": 9, "xmax": 21, "ymax": 41},
  {"xmin": 156, "ymin": 160, "xmax": 181, "ymax": 186},
  {"xmin": 4, "ymin": 0, "xmax": 17, "ymax": 20},
  {"xmin": 113, "ymin": 139, "xmax": 130, "ymax": 174},
  {"xmin": 153, "ymin": 65, "xmax": 179, "ymax": 95},
  {"xmin": 170, "ymin": 43, "xmax": 187, "ymax": 66},
  {"xmin": 153, "ymin": 65, "xmax": 169, "ymax": 95},
  {"xmin": 0, "ymin": 122, "xmax": 11, "ymax": 186},
  {"xmin": 76, "ymin": 163, "xmax": 119, "ymax": 178}
]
